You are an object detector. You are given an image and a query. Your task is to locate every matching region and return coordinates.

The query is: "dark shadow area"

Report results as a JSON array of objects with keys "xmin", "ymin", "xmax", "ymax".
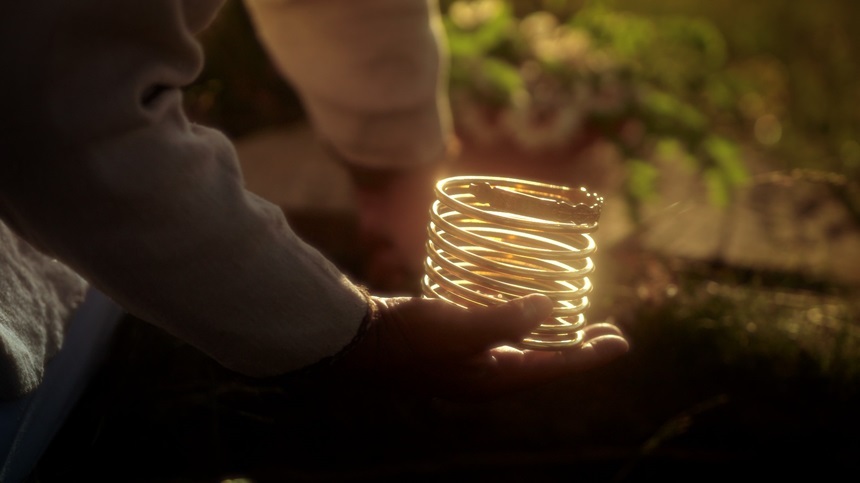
[{"xmin": 30, "ymin": 209, "xmax": 860, "ymax": 482}]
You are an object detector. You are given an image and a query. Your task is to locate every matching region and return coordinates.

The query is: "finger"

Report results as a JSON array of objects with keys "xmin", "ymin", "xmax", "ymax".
[
  {"xmin": 582, "ymin": 322, "xmax": 624, "ymax": 339},
  {"xmin": 522, "ymin": 334, "xmax": 629, "ymax": 379},
  {"xmin": 478, "ymin": 334, "xmax": 629, "ymax": 395},
  {"xmin": 444, "ymin": 294, "xmax": 554, "ymax": 357}
]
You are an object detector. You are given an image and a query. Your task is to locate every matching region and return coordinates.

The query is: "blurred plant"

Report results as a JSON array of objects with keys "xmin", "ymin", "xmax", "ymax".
[{"xmin": 442, "ymin": 0, "xmax": 767, "ymax": 214}]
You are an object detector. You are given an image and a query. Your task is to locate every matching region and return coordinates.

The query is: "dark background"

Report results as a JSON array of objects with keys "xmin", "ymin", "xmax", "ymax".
[{"xmin": 31, "ymin": 1, "xmax": 860, "ymax": 481}]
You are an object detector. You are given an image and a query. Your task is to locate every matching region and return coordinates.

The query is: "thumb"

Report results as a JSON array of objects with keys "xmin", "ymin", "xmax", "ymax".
[{"xmin": 448, "ymin": 294, "xmax": 554, "ymax": 356}]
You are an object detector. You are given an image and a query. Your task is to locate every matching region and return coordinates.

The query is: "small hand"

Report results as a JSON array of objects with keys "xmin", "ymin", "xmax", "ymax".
[{"xmin": 332, "ymin": 294, "xmax": 629, "ymax": 401}]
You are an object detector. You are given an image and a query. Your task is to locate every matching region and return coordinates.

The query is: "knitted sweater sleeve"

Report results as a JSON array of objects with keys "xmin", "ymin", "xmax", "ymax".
[{"xmin": 0, "ymin": 0, "xmax": 368, "ymax": 377}]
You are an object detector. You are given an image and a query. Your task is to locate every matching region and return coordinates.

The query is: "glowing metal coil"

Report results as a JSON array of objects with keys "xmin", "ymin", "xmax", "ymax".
[{"xmin": 422, "ymin": 176, "xmax": 603, "ymax": 350}]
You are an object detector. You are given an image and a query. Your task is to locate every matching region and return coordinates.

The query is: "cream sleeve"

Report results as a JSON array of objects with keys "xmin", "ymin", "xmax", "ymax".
[
  {"xmin": 0, "ymin": 0, "xmax": 368, "ymax": 377},
  {"xmin": 242, "ymin": 0, "xmax": 453, "ymax": 169}
]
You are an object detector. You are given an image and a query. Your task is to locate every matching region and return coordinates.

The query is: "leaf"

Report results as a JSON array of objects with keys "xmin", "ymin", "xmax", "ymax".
[
  {"xmin": 704, "ymin": 135, "xmax": 749, "ymax": 187},
  {"xmin": 446, "ymin": 28, "xmax": 485, "ymax": 58},
  {"xmin": 472, "ymin": 4, "xmax": 515, "ymax": 50},
  {"xmin": 444, "ymin": 2, "xmax": 515, "ymax": 59},
  {"xmin": 640, "ymin": 89, "xmax": 708, "ymax": 135},
  {"xmin": 626, "ymin": 158, "xmax": 660, "ymax": 202},
  {"xmin": 703, "ymin": 167, "xmax": 730, "ymax": 208},
  {"xmin": 477, "ymin": 57, "xmax": 524, "ymax": 102}
]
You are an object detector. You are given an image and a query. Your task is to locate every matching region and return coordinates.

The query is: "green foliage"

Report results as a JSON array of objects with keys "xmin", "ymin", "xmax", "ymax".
[
  {"xmin": 442, "ymin": 0, "xmax": 760, "ymax": 213},
  {"xmin": 619, "ymin": 0, "xmax": 860, "ymax": 183},
  {"xmin": 638, "ymin": 88, "xmax": 707, "ymax": 139},
  {"xmin": 445, "ymin": 0, "xmax": 515, "ymax": 58},
  {"xmin": 702, "ymin": 135, "xmax": 748, "ymax": 207},
  {"xmin": 625, "ymin": 158, "xmax": 659, "ymax": 202},
  {"xmin": 462, "ymin": 57, "xmax": 525, "ymax": 106}
]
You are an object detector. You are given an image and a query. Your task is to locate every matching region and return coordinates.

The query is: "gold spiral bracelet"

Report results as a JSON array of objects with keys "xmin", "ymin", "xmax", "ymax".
[{"xmin": 422, "ymin": 176, "xmax": 604, "ymax": 350}]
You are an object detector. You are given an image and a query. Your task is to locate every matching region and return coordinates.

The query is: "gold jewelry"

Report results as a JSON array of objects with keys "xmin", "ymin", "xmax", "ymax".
[{"xmin": 422, "ymin": 176, "xmax": 603, "ymax": 350}]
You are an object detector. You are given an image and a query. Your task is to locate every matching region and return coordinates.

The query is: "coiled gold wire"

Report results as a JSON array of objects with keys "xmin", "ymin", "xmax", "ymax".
[{"xmin": 422, "ymin": 176, "xmax": 603, "ymax": 350}]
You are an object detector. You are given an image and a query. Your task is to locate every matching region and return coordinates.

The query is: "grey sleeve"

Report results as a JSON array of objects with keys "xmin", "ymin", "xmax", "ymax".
[{"xmin": 0, "ymin": 0, "xmax": 368, "ymax": 377}]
